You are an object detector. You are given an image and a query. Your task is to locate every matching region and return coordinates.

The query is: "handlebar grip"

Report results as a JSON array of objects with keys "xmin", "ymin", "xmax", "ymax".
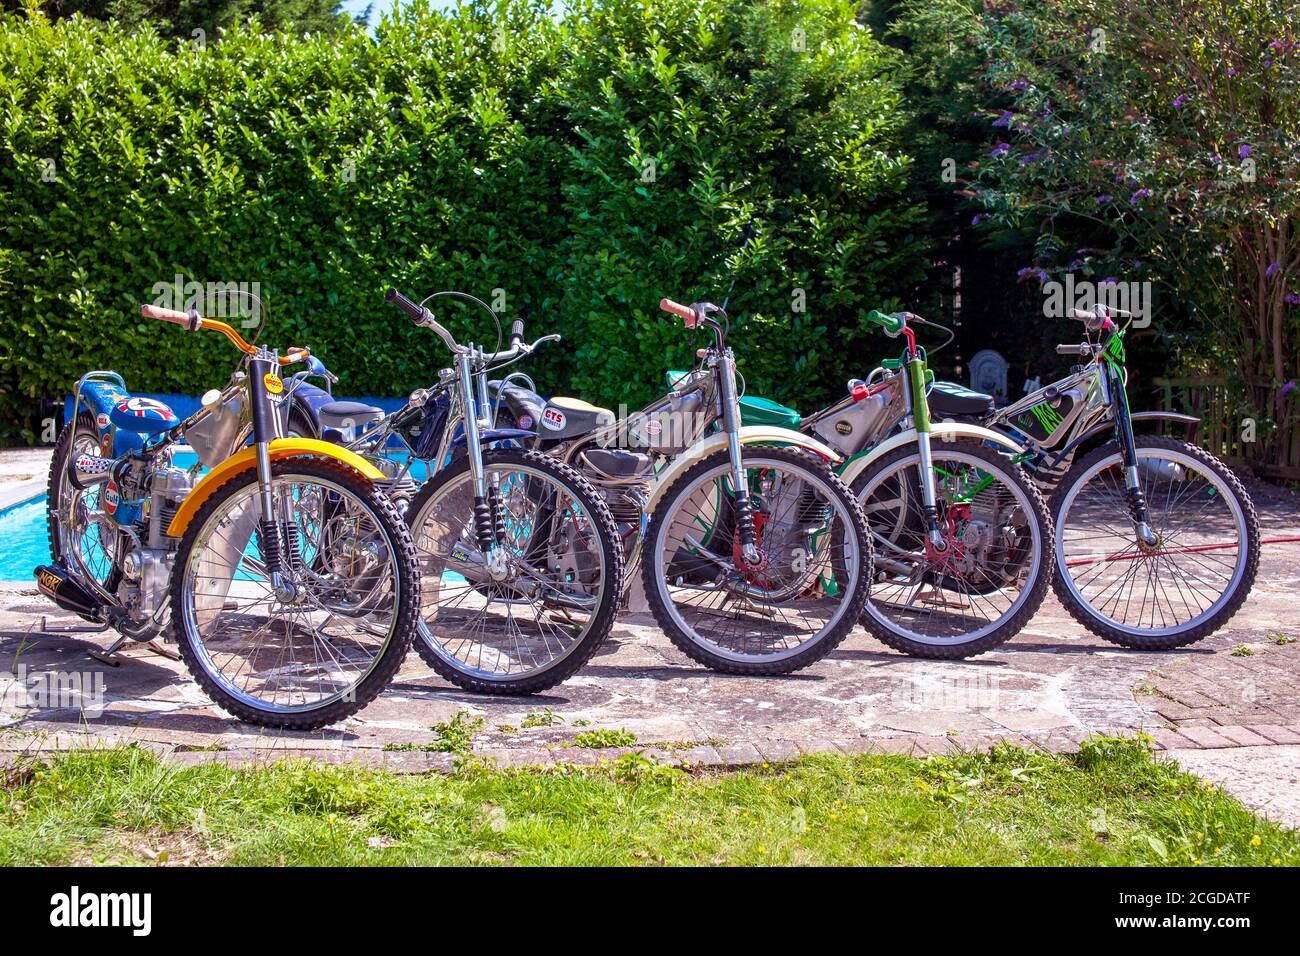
[
  {"xmin": 141, "ymin": 304, "xmax": 195, "ymax": 327},
  {"xmin": 1056, "ymin": 344, "xmax": 1083, "ymax": 355},
  {"xmin": 385, "ymin": 288, "xmax": 428, "ymax": 324},
  {"xmin": 659, "ymin": 298, "xmax": 698, "ymax": 327},
  {"xmin": 510, "ymin": 318, "xmax": 525, "ymax": 345},
  {"xmin": 866, "ymin": 309, "xmax": 904, "ymax": 335},
  {"xmin": 282, "ymin": 348, "xmax": 310, "ymax": 365}
]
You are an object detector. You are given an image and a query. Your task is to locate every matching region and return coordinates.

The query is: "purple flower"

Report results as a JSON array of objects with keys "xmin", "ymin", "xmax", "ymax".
[
  {"xmin": 1095, "ymin": 194, "xmax": 1113, "ymax": 204},
  {"xmin": 1282, "ymin": 380, "xmax": 1298, "ymax": 400},
  {"xmin": 1265, "ymin": 60, "xmax": 1273, "ymax": 68},
  {"xmin": 1068, "ymin": 259, "xmax": 1084, "ymax": 270},
  {"xmin": 1269, "ymin": 39, "xmax": 1286, "ymax": 51},
  {"xmin": 1099, "ymin": 277, "xmax": 1119, "ymax": 285},
  {"xmin": 989, "ymin": 142, "xmax": 1010, "ymax": 158},
  {"xmin": 1016, "ymin": 267, "xmax": 1049, "ymax": 282},
  {"xmin": 1227, "ymin": 67, "xmax": 1239, "ymax": 76},
  {"xmin": 1239, "ymin": 144, "xmax": 1253, "ymax": 159},
  {"xmin": 1284, "ymin": 294, "xmax": 1300, "ymax": 305},
  {"xmin": 992, "ymin": 111, "xmax": 1014, "ymax": 128},
  {"xmin": 1018, "ymin": 150, "xmax": 1043, "ymax": 165},
  {"xmin": 971, "ymin": 214, "xmax": 988, "ymax": 225},
  {"xmin": 1266, "ymin": 262, "xmax": 1281, "ymax": 279},
  {"xmin": 1010, "ymin": 80, "xmax": 1030, "ymax": 91},
  {"xmin": 1209, "ymin": 153, "xmax": 1223, "ymax": 165},
  {"xmin": 1173, "ymin": 93, "xmax": 1189, "ymax": 108},
  {"xmin": 1130, "ymin": 188, "xmax": 1151, "ymax": 203}
]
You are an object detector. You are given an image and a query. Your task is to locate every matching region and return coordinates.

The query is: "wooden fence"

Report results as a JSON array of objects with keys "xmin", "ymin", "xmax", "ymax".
[{"xmin": 1152, "ymin": 376, "xmax": 1300, "ymax": 480}]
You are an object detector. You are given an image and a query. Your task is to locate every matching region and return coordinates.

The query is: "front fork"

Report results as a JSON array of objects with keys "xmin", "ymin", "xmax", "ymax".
[
  {"xmin": 249, "ymin": 356, "xmax": 298, "ymax": 599},
  {"xmin": 460, "ymin": 352, "xmax": 509, "ymax": 579},
  {"xmin": 717, "ymin": 350, "xmax": 761, "ymax": 566},
  {"xmin": 906, "ymin": 356, "xmax": 948, "ymax": 553},
  {"xmin": 1107, "ymin": 364, "xmax": 1159, "ymax": 548}
]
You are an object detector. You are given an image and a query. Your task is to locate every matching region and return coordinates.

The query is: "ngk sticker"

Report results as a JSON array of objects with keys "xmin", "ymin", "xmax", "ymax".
[
  {"xmin": 103, "ymin": 481, "xmax": 119, "ymax": 516},
  {"xmin": 542, "ymin": 407, "xmax": 566, "ymax": 431}
]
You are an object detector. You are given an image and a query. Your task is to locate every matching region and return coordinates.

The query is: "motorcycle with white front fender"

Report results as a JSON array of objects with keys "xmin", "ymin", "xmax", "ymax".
[{"xmin": 38, "ymin": 303, "xmax": 420, "ymax": 728}]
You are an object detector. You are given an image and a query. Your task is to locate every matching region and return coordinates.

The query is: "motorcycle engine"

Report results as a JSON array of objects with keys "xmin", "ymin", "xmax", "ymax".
[
  {"xmin": 954, "ymin": 485, "xmax": 1025, "ymax": 583},
  {"xmin": 117, "ymin": 456, "xmax": 196, "ymax": 622}
]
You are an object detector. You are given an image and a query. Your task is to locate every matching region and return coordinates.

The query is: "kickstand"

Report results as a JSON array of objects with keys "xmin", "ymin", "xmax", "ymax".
[
  {"xmin": 40, "ymin": 616, "xmax": 111, "ymax": 635},
  {"xmin": 144, "ymin": 640, "xmax": 181, "ymax": 661},
  {"xmin": 86, "ymin": 634, "xmax": 129, "ymax": 668}
]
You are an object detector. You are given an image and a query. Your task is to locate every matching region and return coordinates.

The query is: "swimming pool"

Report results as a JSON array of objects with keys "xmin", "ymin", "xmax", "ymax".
[{"xmin": 0, "ymin": 495, "xmax": 52, "ymax": 581}]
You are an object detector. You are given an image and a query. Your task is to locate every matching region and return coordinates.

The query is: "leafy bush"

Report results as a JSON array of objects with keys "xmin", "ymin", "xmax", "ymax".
[{"xmin": 0, "ymin": 0, "xmax": 926, "ymax": 441}]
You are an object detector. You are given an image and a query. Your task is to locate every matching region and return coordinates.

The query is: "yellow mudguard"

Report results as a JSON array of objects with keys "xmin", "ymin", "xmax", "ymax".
[{"xmin": 166, "ymin": 438, "xmax": 385, "ymax": 538}]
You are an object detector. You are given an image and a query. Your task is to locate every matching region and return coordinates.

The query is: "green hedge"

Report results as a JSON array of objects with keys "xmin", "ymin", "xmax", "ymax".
[{"xmin": 0, "ymin": 0, "xmax": 928, "ymax": 441}]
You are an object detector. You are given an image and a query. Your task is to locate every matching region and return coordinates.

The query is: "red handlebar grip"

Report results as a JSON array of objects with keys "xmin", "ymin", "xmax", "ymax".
[
  {"xmin": 140, "ymin": 304, "xmax": 191, "ymax": 325},
  {"xmin": 659, "ymin": 298, "xmax": 697, "ymax": 327}
]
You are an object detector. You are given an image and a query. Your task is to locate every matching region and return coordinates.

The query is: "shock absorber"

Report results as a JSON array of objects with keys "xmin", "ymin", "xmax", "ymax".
[
  {"xmin": 473, "ymin": 496, "xmax": 496, "ymax": 549},
  {"xmin": 258, "ymin": 518, "xmax": 284, "ymax": 573},
  {"xmin": 284, "ymin": 520, "xmax": 302, "ymax": 571}
]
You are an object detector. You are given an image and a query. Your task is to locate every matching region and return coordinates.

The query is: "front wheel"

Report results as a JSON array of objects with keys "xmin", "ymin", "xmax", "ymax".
[
  {"xmin": 1050, "ymin": 436, "xmax": 1259, "ymax": 648},
  {"xmin": 406, "ymin": 448, "xmax": 623, "ymax": 694},
  {"xmin": 852, "ymin": 440, "xmax": 1052, "ymax": 658},
  {"xmin": 643, "ymin": 446, "xmax": 872, "ymax": 675},
  {"xmin": 170, "ymin": 457, "xmax": 420, "ymax": 729}
]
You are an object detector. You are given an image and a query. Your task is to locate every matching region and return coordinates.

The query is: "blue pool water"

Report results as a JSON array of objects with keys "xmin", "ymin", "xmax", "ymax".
[{"xmin": 0, "ymin": 495, "xmax": 52, "ymax": 581}]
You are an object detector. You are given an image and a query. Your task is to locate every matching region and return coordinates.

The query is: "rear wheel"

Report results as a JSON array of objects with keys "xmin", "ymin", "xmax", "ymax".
[
  {"xmin": 1050, "ymin": 436, "xmax": 1259, "ymax": 648},
  {"xmin": 46, "ymin": 412, "xmax": 122, "ymax": 594}
]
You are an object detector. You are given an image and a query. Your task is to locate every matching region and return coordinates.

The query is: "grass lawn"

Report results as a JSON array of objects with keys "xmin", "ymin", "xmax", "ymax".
[{"xmin": 1, "ymin": 736, "xmax": 1296, "ymax": 866}]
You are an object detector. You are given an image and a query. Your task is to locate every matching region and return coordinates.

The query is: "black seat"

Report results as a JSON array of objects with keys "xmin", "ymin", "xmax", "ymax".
[
  {"xmin": 319, "ymin": 400, "xmax": 385, "ymax": 432},
  {"xmin": 929, "ymin": 381, "xmax": 994, "ymax": 417},
  {"xmin": 582, "ymin": 448, "xmax": 653, "ymax": 479}
]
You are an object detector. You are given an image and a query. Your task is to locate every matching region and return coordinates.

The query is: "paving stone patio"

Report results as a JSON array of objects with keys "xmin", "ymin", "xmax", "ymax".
[{"xmin": 2, "ymin": 448, "xmax": 1298, "ymax": 823}]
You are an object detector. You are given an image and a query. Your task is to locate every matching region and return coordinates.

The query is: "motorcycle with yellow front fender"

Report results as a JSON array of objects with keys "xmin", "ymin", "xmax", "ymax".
[{"xmin": 38, "ymin": 304, "xmax": 420, "ymax": 729}]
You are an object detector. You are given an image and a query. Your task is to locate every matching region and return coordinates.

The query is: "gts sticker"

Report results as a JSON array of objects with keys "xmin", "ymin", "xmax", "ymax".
[
  {"xmin": 263, "ymin": 373, "xmax": 284, "ymax": 395},
  {"xmin": 542, "ymin": 407, "xmax": 566, "ymax": 431}
]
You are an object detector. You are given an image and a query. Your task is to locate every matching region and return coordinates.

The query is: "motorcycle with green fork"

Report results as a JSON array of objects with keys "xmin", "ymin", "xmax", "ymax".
[
  {"xmin": 937, "ymin": 304, "xmax": 1260, "ymax": 649},
  {"xmin": 734, "ymin": 309, "xmax": 1055, "ymax": 659}
]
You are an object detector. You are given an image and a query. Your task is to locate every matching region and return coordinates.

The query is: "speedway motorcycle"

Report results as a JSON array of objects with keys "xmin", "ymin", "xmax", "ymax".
[
  {"xmin": 924, "ymin": 304, "xmax": 1259, "ymax": 649},
  {"xmin": 771, "ymin": 309, "xmax": 1054, "ymax": 658},
  {"xmin": 301, "ymin": 289, "xmax": 624, "ymax": 696},
  {"xmin": 490, "ymin": 297, "xmax": 875, "ymax": 675},
  {"xmin": 39, "ymin": 303, "xmax": 420, "ymax": 728}
]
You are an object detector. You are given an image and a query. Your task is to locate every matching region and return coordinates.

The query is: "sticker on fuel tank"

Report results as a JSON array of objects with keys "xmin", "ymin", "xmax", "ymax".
[
  {"xmin": 542, "ymin": 407, "xmax": 566, "ymax": 431},
  {"xmin": 517, "ymin": 415, "xmax": 533, "ymax": 430},
  {"xmin": 103, "ymin": 481, "xmax": 119, "ymax": 516}
]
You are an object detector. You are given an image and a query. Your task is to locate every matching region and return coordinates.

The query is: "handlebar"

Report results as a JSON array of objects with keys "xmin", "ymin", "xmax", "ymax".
[
  {"xmin": 386, "ymin": 288, "xmax": 557, "ymax": 364},
  {"xmin": 140, "ymin": 304, "xmax": 308, "ymax": 365},
  {"xmin": 866, "ymin": 309, "xmax": 905, "ymax": 336},
  {"xmin": 659, "ymin": 298, "xmax": 699, "ymax": 328}
]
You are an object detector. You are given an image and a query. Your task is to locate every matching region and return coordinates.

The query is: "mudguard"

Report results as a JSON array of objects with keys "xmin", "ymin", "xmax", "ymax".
[
  {"xmin": 644, "ymin": 426, "xmax": 842, "ymax": 512},
  {"xmin": 166, "ymin": 438, "xmax": 385, "ymax": 537},
  {"xmin": 837, "ymin": 424, "xmax": 1027, "ymax": 488}
]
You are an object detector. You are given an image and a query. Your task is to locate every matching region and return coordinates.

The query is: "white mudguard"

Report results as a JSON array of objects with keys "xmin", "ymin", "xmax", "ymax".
[
  {"xmin": 644, "ymin": 426, "xmax": 842, "ymax": 512},
  {"xmin": 837, "ymin": 424, "xmax": 1026, "ymax": 488}
]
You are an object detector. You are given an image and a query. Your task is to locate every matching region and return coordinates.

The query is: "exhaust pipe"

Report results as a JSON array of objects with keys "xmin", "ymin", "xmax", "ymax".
[
  {"xmin": 35, "ymin": 563, "xmax": 108, "ymax": 620},
  {"xmin": 68, "ymin": 452, "xmax": 121, "ymax": 491}
]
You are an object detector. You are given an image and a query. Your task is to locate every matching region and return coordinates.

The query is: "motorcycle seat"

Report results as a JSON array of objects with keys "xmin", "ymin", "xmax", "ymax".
[
  {"xmin": 539, "ymin": 397, "xmax": 616, "ymax": 439},
  {"xmin": 929, "ymin": 381, "xmax": 994, "ymax": 417},
  {"xmin": 108, "ymin": 395, "xmax": 179, "ymax": 436},
  {"xmin": 319, "ymin": 400, "xmax": 385, "ymax": 432},
  {"xmin": 581, "ymin": 447, "xmax": 654, "ymax": 479}
]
